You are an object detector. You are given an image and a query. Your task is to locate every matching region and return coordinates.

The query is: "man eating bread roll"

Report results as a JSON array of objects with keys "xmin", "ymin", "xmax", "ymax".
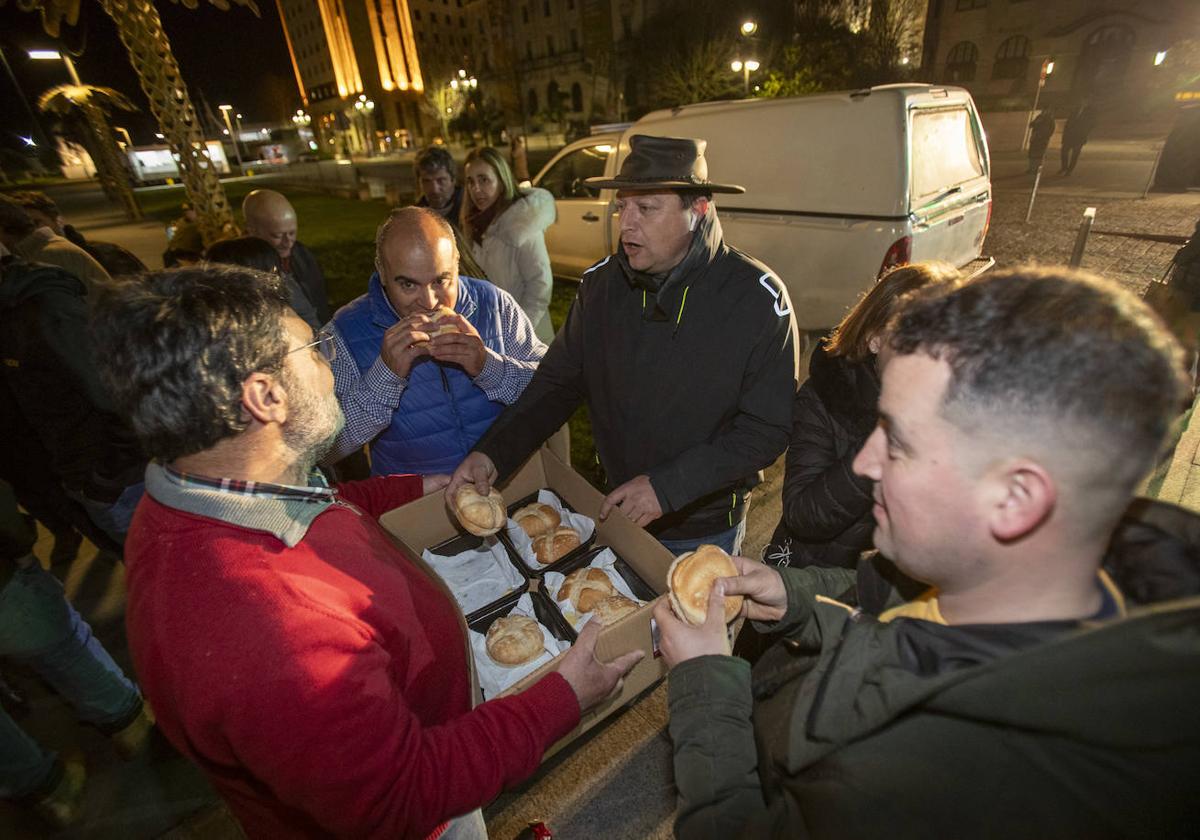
[
  {"xmin": 449, "ymin": 135, "xmax": 798, "ymax": 556},
  {"xmin": 325, "ymin": 207, "xmax": 547, "ymax": 476}
]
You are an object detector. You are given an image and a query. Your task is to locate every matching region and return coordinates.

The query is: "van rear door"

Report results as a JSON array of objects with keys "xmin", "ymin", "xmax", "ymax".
[{"xmin": 907, "ymin": 100, "xmax": 991, "ymax": 269}]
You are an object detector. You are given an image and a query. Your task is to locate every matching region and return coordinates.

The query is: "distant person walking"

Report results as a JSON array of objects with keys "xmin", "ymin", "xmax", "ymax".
[
  {"xmin": 1060, "ymin": 102, "xmax": 1096, "ymax": 176},
  {"xmin": 1028, "ymin": 108, "xmax": 1056, "ymax": 173},
  {"xmin": 510, "ymin": 135, "xmax": 531, "ymax": 183},
  {"xmin": 462, "ymin": 147, "xmax": 556, "ymax": 341}
]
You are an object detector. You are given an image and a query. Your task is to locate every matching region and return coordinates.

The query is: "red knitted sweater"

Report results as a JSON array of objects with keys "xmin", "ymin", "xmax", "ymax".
[{"xmin": 124, "ymin": 474, "xmax": 579, "ymax": 838}]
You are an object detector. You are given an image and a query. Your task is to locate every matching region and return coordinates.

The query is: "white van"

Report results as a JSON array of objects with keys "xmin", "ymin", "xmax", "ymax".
[{"xmin": 533, "ymin": 84, "xmax": 993, "ymax": 329}]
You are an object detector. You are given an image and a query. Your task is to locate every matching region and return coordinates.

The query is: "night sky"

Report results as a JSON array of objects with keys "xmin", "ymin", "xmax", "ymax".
[{"xmin": 1, "ymin": 0, "xmax": 298, "ymax": 152}]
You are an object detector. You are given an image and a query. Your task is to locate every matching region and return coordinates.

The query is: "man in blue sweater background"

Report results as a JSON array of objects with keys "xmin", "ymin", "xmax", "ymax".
[{"xmin": 326, "ymin": 207, "xmax": 546, "ymax": 476}]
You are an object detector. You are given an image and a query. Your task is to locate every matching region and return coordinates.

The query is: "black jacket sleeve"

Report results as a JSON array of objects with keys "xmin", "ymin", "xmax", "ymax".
[
  {"xmin": 648, "ymin": 305, "xmax": 797, "ymax": 513},
  {"xmin": 780, "ymin": 382, "xmax": 874, "ymax": 542},
  {"xmin": 474, "ymin": 289, "xmax": 587, "ymax": 480}
]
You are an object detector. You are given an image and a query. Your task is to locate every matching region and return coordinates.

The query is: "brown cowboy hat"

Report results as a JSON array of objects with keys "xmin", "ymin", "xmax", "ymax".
[{"xmin": 584, "ymin": 134, "xmax": 745, "ymax": 194}]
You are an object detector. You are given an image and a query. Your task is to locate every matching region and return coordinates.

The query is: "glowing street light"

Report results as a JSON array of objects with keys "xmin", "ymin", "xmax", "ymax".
[
  {"xmin": 1155, "ymin": 50, "xmax": 1168, "ymax": 66},
  {"xmin": 731, "ymin": 58, "xmax": 760, "ymax": 96},
  {"xmin": 740, "ymin": 20, "xmax": 757, "ymax": 36},
  {"xmin": 353, "ymin": 94, "xmax": 376, "ymax": 155},
  {"xmin": 217, "ymin": 104, "xmax": 244, "ymax": 169},
  {"xmin": 29, "ymin": 47, "xmax": 81, "ymax": 84},
  {"xmin": 20, "ymin": 136, "xmax": 36, "ymax": 147},
  {"xmin": 1023, "ymin": 57, "xmax": 1055, "ymax": 152}
]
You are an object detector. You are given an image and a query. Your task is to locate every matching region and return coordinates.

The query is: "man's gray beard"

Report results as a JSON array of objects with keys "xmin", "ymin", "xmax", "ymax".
[{"xmin": 282, "ymin": 374, "xmax": 346, "ymax": 479}]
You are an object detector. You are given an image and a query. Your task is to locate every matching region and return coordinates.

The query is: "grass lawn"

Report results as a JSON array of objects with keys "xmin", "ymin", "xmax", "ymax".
[{"xmin": 139, "ymin": 180, "xmax": 605, "ymax": 486}]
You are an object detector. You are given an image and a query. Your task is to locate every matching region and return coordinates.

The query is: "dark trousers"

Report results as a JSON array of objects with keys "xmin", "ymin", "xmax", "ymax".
[{"xmin": 1061, "ymin": 143, "xmax": 1084, "ymax": 174}]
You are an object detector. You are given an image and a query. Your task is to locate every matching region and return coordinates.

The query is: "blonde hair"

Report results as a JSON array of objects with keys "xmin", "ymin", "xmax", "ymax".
[
  {"xmin": 825, "ymin": 261, "xmax": 963, "ymax": 363},
  {"xmin": 461, "ymin": 147, "xmax": 518, "ymax": 242}
]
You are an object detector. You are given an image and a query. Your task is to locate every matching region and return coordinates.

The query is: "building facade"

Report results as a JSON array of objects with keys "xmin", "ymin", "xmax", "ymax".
[
  {"xmin": 278, "ymin": 0, "xmax": 445, "ymax": 154},
  {"xmin": 921, "ymin": 0, "xmax": 1199, "ymax": 118}
]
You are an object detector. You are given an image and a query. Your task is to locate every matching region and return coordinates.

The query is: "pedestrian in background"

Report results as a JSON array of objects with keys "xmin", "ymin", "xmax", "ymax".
[
  {"xmin": 462, "ymin": 146, "xmax": 556, "ymax": 341},
  {"xmin": 11, "ymin": 191, "xmax": 145, "ymax": 277},
  {"xmin": 1027, "ymin": 108, "xmax": 1056, "ymax": 173},
  {"xmin": 243, "ymin": 189, "xmax": 331, "ymax": 323},
  {"xmin": 205, "ymin": 236, "xmax": 322, "ymax": 331},
  {"xmin": 0, "ymin": 480, "xmax": 152, "ymax": 830},
  {"xmin": 510, "ymin": 134, "xmax": 531, "ymax": 184},
  {"xmin": 1060, "ymin": 101, "xmax": 1096, "ymax": 176}
]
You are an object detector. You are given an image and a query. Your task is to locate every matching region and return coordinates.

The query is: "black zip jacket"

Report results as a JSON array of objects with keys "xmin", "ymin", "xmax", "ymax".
[
  {"xmin": 766, "ymin": 342, "xmax": 878, "ymax": 569},
  {"xmin": 475, "ymin": 210, "xmax": 799, "ymax": 540},
  {"xmin": 0, "ymin": 257, "xmax": 144, "ymax": 501}
]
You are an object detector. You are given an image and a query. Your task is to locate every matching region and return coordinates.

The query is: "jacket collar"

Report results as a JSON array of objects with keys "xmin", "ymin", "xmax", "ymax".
[{"xmin": 366, "ymin": 271, "xmax": 478, "ymax": 329}]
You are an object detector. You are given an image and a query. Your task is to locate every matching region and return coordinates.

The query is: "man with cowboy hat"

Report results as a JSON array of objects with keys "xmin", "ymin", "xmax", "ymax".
[{"xmin": 449, "ymin": 134, "xmax": 798, "ymax": 553}]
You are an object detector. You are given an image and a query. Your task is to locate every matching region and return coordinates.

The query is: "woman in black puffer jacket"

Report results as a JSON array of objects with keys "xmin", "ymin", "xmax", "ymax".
[{"xmin": 765, "ymin": 262, "xmax": 963, "ymax": 570}]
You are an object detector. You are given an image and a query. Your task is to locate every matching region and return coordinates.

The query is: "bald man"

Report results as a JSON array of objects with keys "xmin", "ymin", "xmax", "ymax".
[
  {"xmin": 243, "ymin": 189, "xmax": 331, "ymax": 322},
  {"xmin": 326, "ymin": 207, "xmax": 546, "ymax": 475}
]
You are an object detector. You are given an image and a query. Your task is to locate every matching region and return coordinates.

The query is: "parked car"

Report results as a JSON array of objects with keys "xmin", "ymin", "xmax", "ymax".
[{"xmin": 533, "ymin": 84, "xmax": 994, "ymax": 329}]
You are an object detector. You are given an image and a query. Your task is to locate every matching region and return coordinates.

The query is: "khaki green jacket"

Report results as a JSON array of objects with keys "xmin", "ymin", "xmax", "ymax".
[{"xmin": 668, "ymin": 501, "xmax": 1200, "ymax": 839}]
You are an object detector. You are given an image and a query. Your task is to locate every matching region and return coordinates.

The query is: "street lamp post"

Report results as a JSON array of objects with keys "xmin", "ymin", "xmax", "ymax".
[
  {"xmin": 29, "ymin": 47, "xmax": 141, "ymax": 220},
  {"xmin": 353, "ymin": 94, "xmax": 376, "ymax": 155},
  {"xmin": 218, "ymin": 104, "xmax": 244, "ymax": 170},
  {"xmin": 731, "ymin": 59, "xmax": 760, "ymax": 97},
  {"xmin": 1022, "ymin": 58, "xmax": 1055, "ymax": 151},
  {"xmin": 234, "ymin": 111, "xmax": 246, "ymax": 160}
]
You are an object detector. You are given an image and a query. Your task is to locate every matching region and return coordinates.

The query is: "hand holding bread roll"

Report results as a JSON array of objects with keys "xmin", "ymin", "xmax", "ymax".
[
  {"xmin": 450, "ymin": 485, "xmax": 506, "ymax": 537},
  {"xmin": 424, "ymin": 305, "xmax": 462, "ymax": 339},
  {"xmin": 667, "ymin": 544, "xmax": 744, "ymax": 626}
]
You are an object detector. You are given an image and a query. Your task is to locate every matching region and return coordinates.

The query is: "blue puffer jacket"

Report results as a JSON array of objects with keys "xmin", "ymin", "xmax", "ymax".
[{"xmin": 334, "ymin": 273, "xmax": 505, "ymax": 475}]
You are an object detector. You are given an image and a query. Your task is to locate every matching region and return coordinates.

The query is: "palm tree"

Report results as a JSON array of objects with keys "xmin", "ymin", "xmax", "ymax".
[
  {"xmin": 8, "ymin": 0, "xmax": 259, "ymax": 244},
  {"xmin": 38, "ymin": 83, "xmax": 142, "ymax": 221}
]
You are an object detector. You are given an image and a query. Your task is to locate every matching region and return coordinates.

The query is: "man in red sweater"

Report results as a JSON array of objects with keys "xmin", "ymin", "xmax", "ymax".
[{"xmin": 90, "ymin": 265, "xmax": 642, "ymax": 839}]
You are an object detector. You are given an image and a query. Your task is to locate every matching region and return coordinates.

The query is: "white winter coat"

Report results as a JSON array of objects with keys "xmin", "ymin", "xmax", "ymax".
[{"xmin": 468, "ymin": 187, "xmax": 557, "ymax": 342}]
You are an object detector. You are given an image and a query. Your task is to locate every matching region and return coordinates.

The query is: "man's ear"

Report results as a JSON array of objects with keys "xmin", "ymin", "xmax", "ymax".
[
  {"xmin": 987, "ymin": 458, "xmax": 1056, "ymax": 542},
  {"xmin": 241, "ymin": 371, "xmax": 288, "ymax": 425}
]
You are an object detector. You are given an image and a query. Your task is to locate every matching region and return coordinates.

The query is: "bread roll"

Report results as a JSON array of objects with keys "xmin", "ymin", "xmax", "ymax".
[
  {"xmin": 485, "ymin": 615, "xmax": 544, "ymax": 666},
  {"xmin": 667, "ymin": 544, "xmax": 743, "ymax": 626},
  {"xmin": 591, "ymin": 595, "xmax": 639, "ymax": 626},
  {"xmin": 450, "ymin": 485, "xmax": 506, "ymax": 537},
  {"xmin": 512, "ymin": 502, "xmax": 562, "ymax": 538},
  {"xmin": 531, "ymin": 526, "xmax": 581, "ymax": 566},
  {"xmin": 557, "ymin": 567, "xmax": 616, "ymax": 613},
  {"xmin": 426, "ymin": 305, "xmax": 461, "ymax": 338}
]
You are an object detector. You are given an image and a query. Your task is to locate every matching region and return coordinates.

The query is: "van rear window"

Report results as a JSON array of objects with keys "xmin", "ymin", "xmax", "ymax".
[{"xmin": 910, "ymin": 107, "xmax": 985, "ymax": 203}]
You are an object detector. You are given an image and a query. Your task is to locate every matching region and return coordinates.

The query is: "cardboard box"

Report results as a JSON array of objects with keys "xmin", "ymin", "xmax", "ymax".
[{"xmin": 378, "ymin": 446, "xmax": 672, "ymax": 756}]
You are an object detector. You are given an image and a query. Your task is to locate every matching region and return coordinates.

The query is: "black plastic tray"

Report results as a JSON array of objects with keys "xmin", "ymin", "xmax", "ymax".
[
  {"xmin": 467, "ymin": 588, "xmax": 577, "ymax": 644},
  {"xmin": 500, "ymin": 489, "xmax": 596, "ymax": 576},
  {"xmin": 544, "ymin": 544, "xmax": 659, "ymax": 609},
  {"xmin": 426, "ymin": 532, "xmax": 529, "ymax": 623}
]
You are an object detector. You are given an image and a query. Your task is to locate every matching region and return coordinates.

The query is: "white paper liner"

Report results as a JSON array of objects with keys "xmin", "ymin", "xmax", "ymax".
[
  {"xmin": 543, "ymin": 548, "xmax": 646, "ymax": 629},
  {"xmin": 422, "ymin": 537, "xmax": 524, "ymax": 617},
  {"xmin": 469, "ymin": 593, "xmax": 571, "ymax": 699},
  {"xmin": 504, "ymin": 489, "xmax": 596, "ymax": 571}
]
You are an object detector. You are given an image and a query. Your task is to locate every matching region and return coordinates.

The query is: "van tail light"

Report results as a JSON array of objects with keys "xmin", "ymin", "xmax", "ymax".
[
  {"xmin": 977, "ymin": 198, "xmax": 993, "ymax": 249},
  {"xmin": 879, "ymin": 236, "xmax": 912, "ymax": 277}
]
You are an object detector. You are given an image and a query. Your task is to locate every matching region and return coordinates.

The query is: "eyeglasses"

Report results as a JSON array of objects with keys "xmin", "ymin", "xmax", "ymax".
[{"xmin": 289, "ymin": 330, "xmax": 336, "ymax": 362}]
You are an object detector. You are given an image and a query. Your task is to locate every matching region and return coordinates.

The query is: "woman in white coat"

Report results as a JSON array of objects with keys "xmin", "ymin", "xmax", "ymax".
[{"xmin": 461, "ymin": 147, "xmax": 556, "ymax": 342}]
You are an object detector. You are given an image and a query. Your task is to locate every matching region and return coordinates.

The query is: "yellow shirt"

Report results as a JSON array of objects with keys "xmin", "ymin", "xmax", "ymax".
[{"xmin": 877, "ymin": 570, "xmax": 1126, "ymax": 625}]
